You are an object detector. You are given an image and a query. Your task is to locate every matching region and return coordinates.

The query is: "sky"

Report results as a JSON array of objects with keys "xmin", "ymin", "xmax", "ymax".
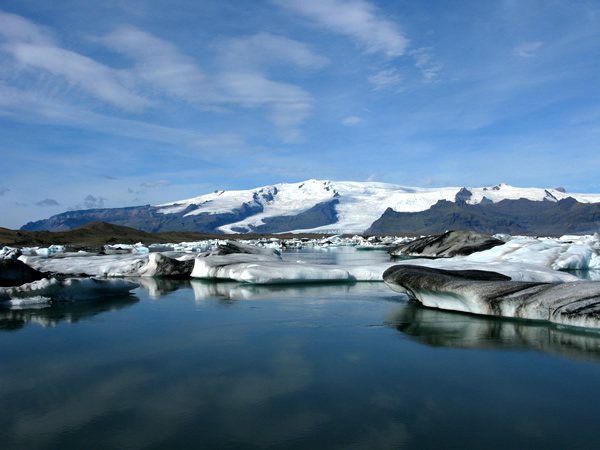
[{"xmin": 1, "ymin": 0, "xmax": 599, "ymax": 229}]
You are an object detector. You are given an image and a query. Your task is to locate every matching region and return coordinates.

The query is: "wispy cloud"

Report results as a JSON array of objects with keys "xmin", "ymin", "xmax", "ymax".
[
  {"xmin": 0, "ymin": 10, "xmax": 55, "ymax": 45},
  {"xmin": 98, "ymin": 26, "xmax": 316, "ymax": 141},
  {"xmin": 342, "ymin": 116, "xmax": 361, "ymax": 126},
  {"xmin": 141, "ymin": 180, "xmax": 170, "ymax": 188},
  {"xmin": 35, "ymin": 198, "xmax": 60, "ymax": 207},
  {"xmin": 7, "ymin": 43, "xmax": 152, "ymax": 111},
  {"xmin": 0, "ymin": 187, "xmax": 9, "ymax": 196},
  {"xmin": 98, "ymin": 26, "xmax": 207, "ymax": 102},
  {"xmin": 221, "ymin": 32, "xmax": 329, "ymax": 70},
  {"xmin": 0, "ymin": 12, "xmax": 151, "ymax": 112},
  {"xmin": 83, "ymin": 195, "xmax": 106, "ymax": 209},
  {"xmin": 368, "ymin": 69, "xmax": 402, "ymax": 90},
  {"xmin": 411, "ymin": 47, "xmax": 442, "ymax": 82},
  {"xmin": 273, "ymin": 0, "xmax": 409, "ymax": 58},
  {"xmin": 1, "ymin": 13, "xmax": 317, "ymax": 143},
  {"xmin": 514, "ymin": 41, "xmax": 543, "ymax": 57}
]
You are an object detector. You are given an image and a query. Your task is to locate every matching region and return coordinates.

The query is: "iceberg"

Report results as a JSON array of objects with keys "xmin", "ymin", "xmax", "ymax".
[
  {"xmin": 18, "ymin": 252, "xmax": 195, "ymax": 278},
  {"xmin": 5, "ymin": 234, "xmax": 598, "ymax": 285},
  {"xmin": 383, "ymin": 265, "xmax": 600, "ymax": 330},
  {"xmin": 0, "ymin": 277, "xmax": 139, "ymax": 307},
  {"xmin": 191, "ymin": 254, "xmax": 353, "ymax": 283},
  {"xmin": 389, "ymin": 230, "xmax": 504, "ymax": 257}
]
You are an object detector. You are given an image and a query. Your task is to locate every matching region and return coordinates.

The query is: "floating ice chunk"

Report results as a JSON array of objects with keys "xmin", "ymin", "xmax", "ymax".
[
  {"xmin": 459, "ymin": 236, "xmax": 600, "ymax": 271},
  {"xmin": 389, "ymin": 231, "xmax": 503, "ymax": 257},
  {"xmin": 19, "ymin": 252, "xmax": 195, "ymax": 278},
  {"xmin": 383, "ymin": 265, "xmax": 600, "ymax": 330},
  {"xmin": 0, "ymin": 277, "xmax": 139, "ymax": 305},
  {"xmin": 133, "ymin": 242, "xmax": 150, "ymax": 254},
  {"xmin": 192, "ymin": 254, "xmax": 351, "ymax": 283},
  {"xmin": 32, "ymin": 245, "xmax": 66, "ymax": 257},
  {"xmin": 20, "ymin": 253, "xmax": 149, "ymax": 277},
  {"xmin": 397, "ymin": 258, "xmax": 579, "ymax": 282},
  {"xmin": 138, "ymin": 252, "xmax": 195, "ymax": 277}
]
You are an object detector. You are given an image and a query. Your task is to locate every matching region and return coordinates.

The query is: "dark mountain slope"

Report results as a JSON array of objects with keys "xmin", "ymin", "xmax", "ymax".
[
  {"xmin": 366, "ymin": 198, "xmax": 600, "ymax": 235},
  {"xmin": 20, "ymin": 201, "xmax": 264, "ymax": 234}
]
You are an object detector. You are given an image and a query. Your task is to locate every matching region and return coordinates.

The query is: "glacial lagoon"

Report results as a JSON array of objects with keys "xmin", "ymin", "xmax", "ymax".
[{"xmin": 2, "ymin": 247, "xmax": 600, "ymax": 449}]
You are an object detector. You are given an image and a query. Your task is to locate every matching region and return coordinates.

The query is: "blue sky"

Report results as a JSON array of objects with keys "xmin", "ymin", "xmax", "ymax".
[{"xmin": 1, "ymin": 0, "xmax": 599, "ymax": 229}]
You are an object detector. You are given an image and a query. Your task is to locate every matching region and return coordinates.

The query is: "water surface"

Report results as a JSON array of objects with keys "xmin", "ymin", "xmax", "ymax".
[{"xmin": 2, "ymin": 248, "xmax": 600, "ymax": 449}]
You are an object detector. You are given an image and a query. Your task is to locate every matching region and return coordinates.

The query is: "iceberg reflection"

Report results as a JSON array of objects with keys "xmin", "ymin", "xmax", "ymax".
[
  {"xmin": 387, "ymin": 300, "xmax": 600, "ymax": 362},
  {"xmin": 0, "ymin": 295, "xmax": 139, "ymax": 330}
]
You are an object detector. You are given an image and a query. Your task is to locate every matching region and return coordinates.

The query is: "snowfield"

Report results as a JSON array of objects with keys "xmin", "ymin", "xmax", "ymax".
[{"xmin": 154, "ymin": 180, "xmax": 600, "ymax": 234}]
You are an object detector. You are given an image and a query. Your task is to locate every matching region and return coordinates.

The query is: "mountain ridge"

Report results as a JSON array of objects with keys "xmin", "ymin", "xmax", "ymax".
[{"xmin": 20, "ymin": 180, "xmax": 600, "ymax": 235}]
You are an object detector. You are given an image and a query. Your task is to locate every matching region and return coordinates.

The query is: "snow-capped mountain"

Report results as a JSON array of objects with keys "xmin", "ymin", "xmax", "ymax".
[
  {"xmin": 21, "ymin": 180, "xmax": 600, "ymax": 235},
  {"xmin": 156, "ymin": 180, "xmax": 600, "ymax": 234}
]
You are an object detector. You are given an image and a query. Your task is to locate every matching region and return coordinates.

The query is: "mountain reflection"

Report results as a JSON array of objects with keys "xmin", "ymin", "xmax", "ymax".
[
  {"xmin": 0, "ymin": 295, "xmax": 139, "ymax": 331},
  {"xmin": 387, "ymin": 300, "xmax": 600, "ymax": 362}
]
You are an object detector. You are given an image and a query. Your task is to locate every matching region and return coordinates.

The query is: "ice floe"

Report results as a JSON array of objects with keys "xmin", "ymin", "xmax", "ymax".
[
  {"xmin": 0, "ymin": 277, "xmax": 139, "ymax": 307},
  {"xmin": 383, "ymin": 265, "xmax": 600, "ymax": 329},
  {"xmin": 18, "ymin": 252, "xmax": 196, "ymax": 278},
  {"xmin": 388, "ymin": 231, "xmax": 505, "ymax": 257},
  {"xmin": 2, "ymin": 233, "xmax": 598, "ymax": 288}
]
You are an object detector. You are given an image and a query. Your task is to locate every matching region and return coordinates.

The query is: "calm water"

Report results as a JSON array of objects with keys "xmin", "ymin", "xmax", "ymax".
[{"xmin": 2, "ymin": 247, "xmax": 600, "ymax": 449}]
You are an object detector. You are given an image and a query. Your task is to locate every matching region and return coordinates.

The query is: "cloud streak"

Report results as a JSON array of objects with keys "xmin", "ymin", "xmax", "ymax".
[
  {"xmin": 273, "ymin": 0, "xmax": 409, "ymax": 58},
  {"xmin": 368, "ymin": 69, "xmax": 402, "ymax": 90},
  {"xmin": 35, "ymin": 198, "xmax": 60, "ymax": 207}
]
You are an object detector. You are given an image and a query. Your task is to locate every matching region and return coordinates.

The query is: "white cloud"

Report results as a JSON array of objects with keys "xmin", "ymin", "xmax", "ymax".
[
  {"xmin": 411, "ymin": 47, "xmax": 442, "ymax": 82},
  {"xmin": 273, "ymin": 0, "xmax": 409, "ymax": 58},
  {"xmin": 7, "ymin": 43, "xmax": 151, "ymax": 111},
  {"xmin": 219, "ymin": 71, "xmax": 313, "ymax": 142},
  {"xmin": 222, "ymin": 32, "xmax": 329, "ymax": 70},
  {"xmin": 342, "ymin": 116, "xmax": 361, "ymax": 126},
  {"xmin": 83, "ymin": 195, "xmax": 106, "ymax": 209},
  {"xmin": 35, "ymin": 198, "xmax": 60, "ymax": 207},
  {"xmin": 0, "ymin": 10, "xmax": 55, "ymax": 45},
  {"xmin": 0, "ymin": 13, "xmax": 151, "ymax": 112},
  {"xmin": 0, "ymin": 12, "xmax": 317, "ymax": 143},
  {"xmin": 368, "ymin": 69, "xmax": 402, "ymax": 90},
  {"xmin": 141, "ymin": 180, "xmax": 170, "ymax": 188},
  {"xmin": 514, "ymin": 41, "xmax": 543, "ymax": 57},
  {"xmin": 98, "ymin": 26, "xmax": 207, "ymax": 101},
  {"xmin": 99, "ymin": 26, "xmax": 314, "ymax": 141}
]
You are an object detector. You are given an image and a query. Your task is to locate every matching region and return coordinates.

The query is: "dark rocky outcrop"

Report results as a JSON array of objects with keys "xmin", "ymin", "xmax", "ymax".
[
  {"xmin": 367, "ymin": 197, "xmax": 600, "ymax": 235},
  {"xmin": 244, "ymin": 199, "xmax": 339, "ymax": 234},
  {"xmin": 388, "ymin": 230, "xmax": 504, "ymax": 257},
  {"xmin": 383, "ymin": 265, "xmax": 600, "ymax": 330},
  {"xmin": 20, "ymin": 201, "xmax": 265, "ymax": 234},
  {"xmin": 0, "ymin": 259, "xmax": 46, "ymax": 287}
]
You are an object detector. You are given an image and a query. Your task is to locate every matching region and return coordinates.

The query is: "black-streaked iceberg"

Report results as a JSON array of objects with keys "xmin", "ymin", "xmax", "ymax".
[{"xmin": 383, "ymin": 265, "xmax": 600, "ymax": 329}]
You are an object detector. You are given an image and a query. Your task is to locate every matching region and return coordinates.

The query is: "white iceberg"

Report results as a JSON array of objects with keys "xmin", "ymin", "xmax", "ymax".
[
  {"xmin": 18, "ymin": 252, "xmax": 195, "ymax": 278},
  {"xmin": 0, "ymin": 277, "xmax": 139, "ymax": 306},
  {"xmin": 7, "ymin": 234, "xmax": 599, "ymax": 284}
]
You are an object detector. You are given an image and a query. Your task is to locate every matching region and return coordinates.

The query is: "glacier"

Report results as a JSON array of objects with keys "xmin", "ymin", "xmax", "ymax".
[{"xmin": 155, "ymin": 180, "xmax": 600, "ymax": 234}]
